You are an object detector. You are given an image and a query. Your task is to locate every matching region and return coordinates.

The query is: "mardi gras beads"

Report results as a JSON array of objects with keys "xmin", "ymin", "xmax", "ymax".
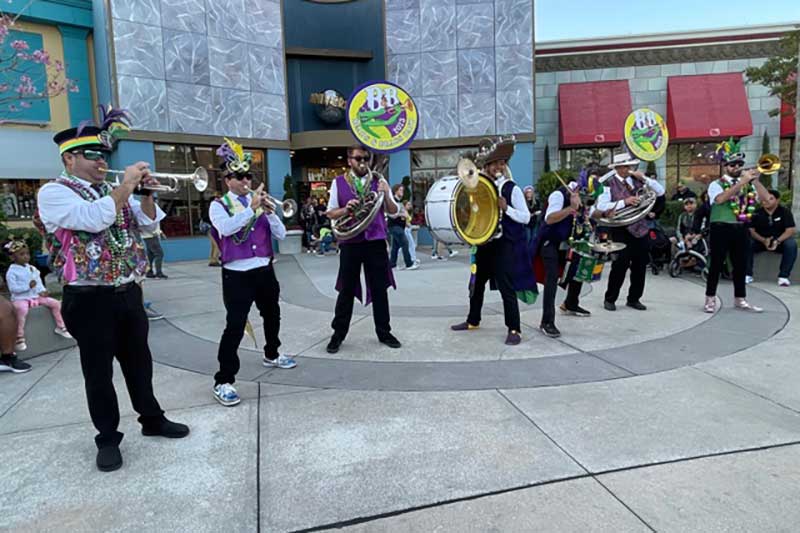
[{"xmin": 721, "ymin": 179, "xmax": 756, "ymax": 222}]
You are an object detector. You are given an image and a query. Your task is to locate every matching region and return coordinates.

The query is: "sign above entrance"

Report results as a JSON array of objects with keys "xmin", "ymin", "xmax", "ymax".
[
  {"xmin": 346, "ymin": 80, "xmax": 418, "ymax": 153},
  {"xmin": 309, "ymin": 89, "xmax": 347, "ymax": 125},
  {"xmin": 624, "ymin": 107, "xmax": 669, "ymax": 161}
]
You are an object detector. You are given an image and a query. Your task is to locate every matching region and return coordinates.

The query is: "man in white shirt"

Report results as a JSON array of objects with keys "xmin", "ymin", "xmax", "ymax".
[
  {"xmin": 208, "ymin": 138, "xmax": 297, "ymax": 407},
  {"xmin": 38, "ymin": 113, "xmax": 189, "ymax": 472},
  {"xmin": 451, "ymin": 137, "xmax": 535, "ymax": 346},
  {"xmin": 596, "ymin": 153, "xmax": 665, "ymax": 311}
]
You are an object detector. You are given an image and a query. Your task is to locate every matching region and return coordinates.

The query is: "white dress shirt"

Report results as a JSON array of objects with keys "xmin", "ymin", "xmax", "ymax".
[
  {"xmin": 37, "ymin": 175, "xmax": 166, "ymax": 285},
  {"xmin": 5, "ymin": 263, "xmax": 46, "ymax": 301},
  {"xmin": 545, "ymin": 190, "xmax": 566, "ymax": 222},
  {"xmin": 327, "ymin": 175, "xmax": 398, "ymax": 211},
  {"xmin": 495, "ymin": 176, "xmax": 530, "ymax": 225},
  {"xmin": 209, "ymin": 191, "xmax": 286, "ymax": 272},
  {"xmin": 596, "ymin": 174, "xmax": 665, "ymax": 213}
]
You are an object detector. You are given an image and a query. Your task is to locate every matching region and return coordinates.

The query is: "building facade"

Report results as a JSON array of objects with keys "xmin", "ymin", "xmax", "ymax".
[{"xmin": 1, "ymin": 0, "xmax": 798, "ymax": 258}]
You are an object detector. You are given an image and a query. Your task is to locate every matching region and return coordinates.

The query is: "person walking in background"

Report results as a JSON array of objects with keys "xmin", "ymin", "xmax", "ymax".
[
  {"xmin": 4, "ymin": 240, "xmax": 72, "ymax": 352},
  {"xmin": 143, "ymin": 222, "xmax": 167, "ymax": 279},
  {"xmin": 404, "ymin": 200, "xmax": 419, "ymax": 265},
  {"xmin": 387, "ymin": 184, "xmax": 418, "ymax": 271},
  {"xmin": 300, "ymin": 196, "xmax": 318, "ymax": 253}
]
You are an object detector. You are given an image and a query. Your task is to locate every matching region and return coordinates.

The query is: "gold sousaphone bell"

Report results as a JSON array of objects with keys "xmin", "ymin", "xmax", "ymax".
[{"xmin": 454, "ymin": 158, "xmax": 501, "ymax": 245}]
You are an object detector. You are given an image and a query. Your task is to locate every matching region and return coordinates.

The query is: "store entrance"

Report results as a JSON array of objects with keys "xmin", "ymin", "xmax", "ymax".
[{"xmin": 291, "ymin": 147, "xmax": 348, "ymax": 208}]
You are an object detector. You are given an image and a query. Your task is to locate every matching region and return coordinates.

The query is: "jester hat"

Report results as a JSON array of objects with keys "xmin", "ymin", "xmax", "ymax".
[
  {"xmin": 715, "ymin": 137, "xmax": 745, "ymax": 165},
  {"xmin": 53, "ymin": 105, "xmax": 132, "ymax": 154},
  {"xmin": 216, "ymin": 137, "xmax": 253, "ymax": 176}
]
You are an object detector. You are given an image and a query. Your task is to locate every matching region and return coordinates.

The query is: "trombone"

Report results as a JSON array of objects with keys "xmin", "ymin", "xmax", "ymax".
[
  {"xmin": 745, "ymin": 153, "xmax": 782, "ymax": 175},
  {"xmin": 104, "ymin": 167, "xmax": 209, "ymax": 193}
]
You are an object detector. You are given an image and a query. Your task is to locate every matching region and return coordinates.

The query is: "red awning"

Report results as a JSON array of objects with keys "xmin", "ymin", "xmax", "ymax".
[
  {"xmin": 781, "ymin": 100, "xmax": 796, "ymax": 138},
  {"xmin": 558, "ymin": 80, "xmax": 631, "ymax": 147},
  {"xmin": 667, "ymin": 73, "xmax": 752, "ymax": 141}
]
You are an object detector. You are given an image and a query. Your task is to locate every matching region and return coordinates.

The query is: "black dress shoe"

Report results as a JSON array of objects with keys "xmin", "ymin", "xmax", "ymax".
[
  {"xmin": 96, "ymin": 445, "xmax": 122, "ymax": 472},
  {"xmin": 603, "ymin": 301, "xmax": 616, "ymax": 311},
  {"xmin": 326, "ymin": 336, "xmax": 342, "ymax": 354},
  {"xmin": 378, "ymin": 334, "xmax": 402, "ymax": 348},
  {"xmin": 141, "ymin": 419, "xmax": 190, "ymax": 439},
  {"xmin": 626, "ymin": 301, "xmax": 647, "ymax": 311},
  {"xmin": 539, "ymin": 323, "xmax": 561, "ymax": 338},
  {"xmin": 450, "ymin": 321, "xmax": 479, "ymax": 331}
]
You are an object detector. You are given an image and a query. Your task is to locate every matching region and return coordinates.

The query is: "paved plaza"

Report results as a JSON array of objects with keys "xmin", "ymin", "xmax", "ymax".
[{"xmin": 2, "ymin": 248, "xmax": 800, "ymax": 532}]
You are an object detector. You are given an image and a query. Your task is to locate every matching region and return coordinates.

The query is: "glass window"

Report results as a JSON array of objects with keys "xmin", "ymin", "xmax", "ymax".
[
  {"xmin": 664, "ymin": 142, "xmax": 719, "ymax": 196},
  {"xmin": 410, "ymin": 147, "xmax": 467, "ymax": 226},
  {"xmin": 153, "ymin": 143, "xmax": 267, "ymax": 237},
  {"xmin": 558, "ymin": 147, "xmax": 613, "ymax": 171},
  {"xmin": 0, "ymin": 180, "xmax": 44, "ymax": 220}
]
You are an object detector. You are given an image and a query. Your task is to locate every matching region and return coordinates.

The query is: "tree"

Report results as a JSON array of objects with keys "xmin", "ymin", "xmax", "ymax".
[
  {"xmin": 646, "ymin": 160, "xmax": 657, "ymax": 176},
  {"xmin": 543, "ymin": 143, "xmax": 551, "ymax": 173},
  {"xmin": 745, "ymin": 30, "xmax": 798, "ymax": 117},
  {"xmin": 0, "ymin": 6, "xmax": 78, "ymax": 121},
  {"xmin": 401, "ymin": 175, "xmax": 411, "ymax": 202}
]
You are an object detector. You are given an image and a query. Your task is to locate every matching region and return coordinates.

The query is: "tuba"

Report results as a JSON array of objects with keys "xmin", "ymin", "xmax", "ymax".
[
  {"xmin": 331, "ymin": 163, "xmax": 385, "ymax": 241},
  {"xmin": 596, "ymin": 169, "xmax": 658, "ymax": 227}
]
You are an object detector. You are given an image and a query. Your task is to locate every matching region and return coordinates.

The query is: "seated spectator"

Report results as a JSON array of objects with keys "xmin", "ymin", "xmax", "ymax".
[
  {"xmin": 671, "ymin": 183, "xmax": 697, "ymax": 201},
  {"xmin": 746, "ymin": 189, "xmax": 797, "ymax": 286},
  {"xmin": 4, "ymin": 240, "xmax": 72, "ymax": 352},
  {"xmin": 670, "ymin": 198, "xmax": 700, "ymax": 266},
  {"xmin": 692, "ymin": 191, "xmax": 711, "ymax": 235},
  {"xmin": 316, "ymin": 224, "xmax": 336, "ymax": 256}
]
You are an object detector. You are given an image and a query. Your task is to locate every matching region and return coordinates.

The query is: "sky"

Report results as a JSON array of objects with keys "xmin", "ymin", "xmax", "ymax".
[{"xmin": 536, "ymin": 0, "xmax": 800, "ymax": 42}]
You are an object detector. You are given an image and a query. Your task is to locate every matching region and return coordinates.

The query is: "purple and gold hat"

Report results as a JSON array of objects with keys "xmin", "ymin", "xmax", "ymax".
[{"xmin": 53, "ymin": 104, "xmax": 132, "ymax": 154}]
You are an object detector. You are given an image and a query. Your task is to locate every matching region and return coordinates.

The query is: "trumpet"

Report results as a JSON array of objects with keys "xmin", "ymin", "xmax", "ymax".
[
  {"xmin": 262, "ymin": 193, "xmax": 297, "ymax": 219},
  {"xmin": 104, "ymin": 167, "xmax": 209, "ymax": 193}
]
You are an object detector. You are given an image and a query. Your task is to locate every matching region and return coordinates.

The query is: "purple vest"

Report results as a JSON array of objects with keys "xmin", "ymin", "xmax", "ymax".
[
  {"xmin": 211, "ymin": 199, "xmax": 274, "ymax": 265},
  {"xmin": 607, "ymin": 175, "xmax": 649, "ymax": 238},
  {"xmin": 335, "ymin": 174, "xmax": 387, "ymax": 244}
]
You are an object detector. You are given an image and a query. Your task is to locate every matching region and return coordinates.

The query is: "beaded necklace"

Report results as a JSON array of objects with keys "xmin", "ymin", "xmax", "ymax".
[
  {"xmin": 221, "ymin": 193, "xmax": 260, "ymax": 245},
  {"xmin": 58, "ymin": 173, "xmax": 135, "ymax": 284},
  {"xmin": 720, "ymin": 176, "xmax": 757, "ymax": 222},
  {"xmin": 346, "ymin": 170, "xmax": 371, "ymax": 199}
]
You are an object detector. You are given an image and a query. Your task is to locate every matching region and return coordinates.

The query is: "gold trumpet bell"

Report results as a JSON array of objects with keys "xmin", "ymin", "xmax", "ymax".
[{"xmin": 757, "ymin": 153, "xmax": 781, "ymax": 175}]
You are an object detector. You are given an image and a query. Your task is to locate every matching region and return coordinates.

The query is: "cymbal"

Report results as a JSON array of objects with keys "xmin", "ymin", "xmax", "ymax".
[
  {"xmin": 457, "ymin": 158, "xmax": 479, "ymax": 190},
  {"xmin": 592, "ymin": 241, "xmax": 626, "ymax": 254}
]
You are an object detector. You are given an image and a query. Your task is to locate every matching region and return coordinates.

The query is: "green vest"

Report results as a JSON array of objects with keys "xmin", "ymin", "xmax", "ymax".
[{"xmin": 709, "ymin": 179, "xmax": 739, "ymax": 224}]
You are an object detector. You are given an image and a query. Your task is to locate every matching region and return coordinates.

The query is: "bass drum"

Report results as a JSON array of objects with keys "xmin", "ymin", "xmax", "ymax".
[{"xmin": 424, "ymin": 174, "xmax": 500, "ymax": 246}]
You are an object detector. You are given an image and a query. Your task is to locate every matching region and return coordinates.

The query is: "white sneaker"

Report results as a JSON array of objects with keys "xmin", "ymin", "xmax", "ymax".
[
  {"xmin": 778, "ymin": 277, "xmax": 791, "ymax": 287},
  {"xmin": 263, "ymin": 354, "xmax": 297, "ymax": 369},
  {"xmin": 54, "ymin": 327, "xmax": 73, "ymax": 339},
  {"xmin": 745, "ymin": 275, "xmax": 754, "ymax": 284},
  {"xmin": 213, "ymin": 383, "xmax": 241, "ymax": 406},
  {"xmin": 407, "ymin": 263, "xmax": 419, "ymax": 271},
  {"xmin": 14, "ymin": 339, "xmax": 27, "ymax": 351},
  {"xmin": 734, "ymin": 298, "xmax": 763, "ymax": 313},
  {"xmin": 449, "ymin": 250, "xmax": 459, "ymax": 258}
]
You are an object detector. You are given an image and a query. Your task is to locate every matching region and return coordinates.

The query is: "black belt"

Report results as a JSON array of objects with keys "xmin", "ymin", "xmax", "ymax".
[{"xmin": 64, "ymin": 281, "xmax": 137, "ymax": 294}]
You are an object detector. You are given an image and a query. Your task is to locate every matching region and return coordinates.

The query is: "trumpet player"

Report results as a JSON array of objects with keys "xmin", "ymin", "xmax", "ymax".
[
  {"xmin": 596, "ymin": 153, "xmax": 665, "ymax": 312},
  {"xmin": 209, "ymin": 138, "xmax": 296, "ymax": 408},
  {"xmin": 37, "ymin": 107, "xmax": 190, "ymax": 472},
  {"xmin": 325, "ymin": 145, "xmax": 401, "ymax": 354}
]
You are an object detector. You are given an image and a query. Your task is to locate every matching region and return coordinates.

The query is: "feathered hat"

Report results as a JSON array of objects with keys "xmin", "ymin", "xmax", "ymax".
[
  {"xmin": 476, "ymin": 135, "xmax": 516, "ymax": 166},
  {"xmin": 715, "ymin": 137, "xmax": 745, "ymax": 165},
  {"xmin": 53, "ymin": 104, "xmax": 132, "ymax": 154},
  {"xmin": 216, "ymin": 137, "xmax": 253, "ymax": 176},
  {"xmin": 3, "ymin": 240, "xmax": 28, "ymax": 255}
]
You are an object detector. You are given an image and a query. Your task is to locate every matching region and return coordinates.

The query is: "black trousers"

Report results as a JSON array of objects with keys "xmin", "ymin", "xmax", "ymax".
[
  {"xmin": 216, "ymin": 265, "xmax": 281, "ymax": 385},
  {"xmin": 706, "ymin": 223, "xmax": 748, "ymax": 298},
  {"xmin": 332, "ymin": 240, "xmax": 391, "ymax": 340},
  {"xmin": 541, "ymin": 242, "xmax": 582, "ymax": 326},
  {"xmin": 604, "ymin": 228, "xmax": 649, "ymax": 304},
  {"xmin": 467, "ymin": 239, "xmax": 520, "ymax": 332},
  {"xmin": 62, "ymin": 283, "xmax": 164, "ymax": 449}
]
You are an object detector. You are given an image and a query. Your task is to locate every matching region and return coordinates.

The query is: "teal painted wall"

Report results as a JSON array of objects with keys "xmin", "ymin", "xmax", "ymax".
[
  {"xmin": 283, "ymin": 0, "xmax": 385, "ymax": 133},
  {"xmin": 0, "ymin": 30, "xmax": 50, "ymax": 121},
  {"xmin": 509, "ymin": 142, "xmax": 534, "ymax": 188},
  {"xmin": 160, "ymin": 237, "xmax": 210, "ymax": 263},
  {"xmin": 57, "ymin": 25, "xmax": 92, "ymax": 127},
  {"xmin": 268, "ymin": 149, "xmax": 292, "ymax": 198},
  {"xmin": 91, "ymin": 0, "xmax": 112, "ymax": 105},
  {"xmin": 3, "ymin": 0, "xmax": 93, "ymax": 28},
  {"xmin": 112, "ymin": 140, "xmax": 155, "ymax": 170},
  {"xmin": 388, "ymin": 149, "xmax": 410, "ymax": 185}
]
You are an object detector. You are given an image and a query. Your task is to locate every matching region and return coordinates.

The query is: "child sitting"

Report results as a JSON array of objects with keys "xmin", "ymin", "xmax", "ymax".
[
  {"xmin": 4, "ymin": 240, "xmax": 71, "ymax": 351},
  {"xmin": 316, "ymin": 225, "xmax": 336, "ymax": 255}
]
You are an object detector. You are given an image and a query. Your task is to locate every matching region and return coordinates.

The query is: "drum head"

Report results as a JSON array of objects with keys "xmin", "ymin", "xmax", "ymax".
[{"xmin": 452, "ymin": 175, "xmax": 499, "ymax": 246}]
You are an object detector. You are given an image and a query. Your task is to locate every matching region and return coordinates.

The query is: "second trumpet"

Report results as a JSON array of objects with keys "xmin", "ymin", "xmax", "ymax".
[{"xmin": 250, "ymin": 188, "xmax": 297, "ymax": 219}]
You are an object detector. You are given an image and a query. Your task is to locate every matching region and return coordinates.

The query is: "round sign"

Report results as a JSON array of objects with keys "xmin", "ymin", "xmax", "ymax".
[
  {"xmin": 346, "ymin": 81, "xmax": 418, "ymax": 153},
  {"xmin": 624, "ymin": 108, "xmax": 669, "ymax": 161},
  {"xmin": 312, "ymin": 89, "xmax": 346, "ymax": 125}
]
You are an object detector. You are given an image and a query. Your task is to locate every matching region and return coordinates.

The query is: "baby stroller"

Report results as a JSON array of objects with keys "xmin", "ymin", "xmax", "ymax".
[
  {"xmin": 647, "ymin": 220, "xmax": 671, "ymax": 275},
  {"xmin": 669, "ymin": 232, "xmax": 709, "ymax": 278}
]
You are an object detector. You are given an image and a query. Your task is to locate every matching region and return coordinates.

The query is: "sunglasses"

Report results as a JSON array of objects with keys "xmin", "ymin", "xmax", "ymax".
[
  {"xmin": 229, "ymin": 174, "xmax": 252, "ymax": 181},
  {"xmin": 76, "ymin": 149, "xmax": 109, "ymax": 161},
  {"xmin": 727, "ymin": 162, "xmax": 744, "ymax": 168},
  {"xmin": 349, "ymin": 156, "xmax": 369, "ymax": 163}
]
